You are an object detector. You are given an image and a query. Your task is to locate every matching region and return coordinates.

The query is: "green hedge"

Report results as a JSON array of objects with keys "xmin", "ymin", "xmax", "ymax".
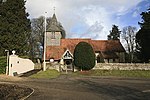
[{"xmin": 0, "ymin": 56, "xmax": 6, "ymax": 74}]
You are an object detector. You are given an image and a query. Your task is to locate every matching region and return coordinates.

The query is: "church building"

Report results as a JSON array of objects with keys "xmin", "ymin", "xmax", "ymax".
[{"xmin": 45, "ymin": 13, "xmax": 125, "ymax": 71}]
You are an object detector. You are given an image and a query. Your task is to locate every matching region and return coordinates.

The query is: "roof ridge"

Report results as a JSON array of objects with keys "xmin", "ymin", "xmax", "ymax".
[{"xmin": 61, "ymin": 38, "xmax": 91, "ymax": 40}]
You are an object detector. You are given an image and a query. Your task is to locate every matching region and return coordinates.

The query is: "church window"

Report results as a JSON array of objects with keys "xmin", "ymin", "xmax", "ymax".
[{"xmin": 51, "ymin": 32, "xmax": 55, "ymax": 39}]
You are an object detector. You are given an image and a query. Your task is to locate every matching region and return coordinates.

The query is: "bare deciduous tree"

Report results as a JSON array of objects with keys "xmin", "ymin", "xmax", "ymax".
[
  {"xmin": 31, "ymin": 16, "xmax": 47, "ymax": 46},
  {"xmin": 31, "ymin": 16, "xmax": 51, "ymax": 59},
  {"xmin": 30, "ymin": 16, "xmax": 66, "ymax": 59},
  {"xmin": 122, "ymin": 26, "xmax": 137, "ymax": 62}
]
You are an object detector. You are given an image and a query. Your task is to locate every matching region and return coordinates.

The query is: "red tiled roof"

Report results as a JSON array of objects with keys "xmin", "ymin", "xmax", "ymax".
[
  {"xmin": 61, "ymin": 38, "xmax": 91, "ymax": 53},
  {"xmin": 101, "ymin": 51, "xmax": 118, "ymax": 59},
  {"xmin": 91, "ymin": 40, "xmax": 125, "ymax": 52},
  {"xmin": 46, "ymin": 38, "xmax": 125, "ymax": 60},
  {"xmin": 104, "ymin": 40, "xmax": 125, "ymax": 52},
  {"xmin": 90, "ymin": 40, "xmax": 107, "ymax": 51},
  {"xmin": 46, "ymin": 46, "xmax": 64, "ymax": 60}
]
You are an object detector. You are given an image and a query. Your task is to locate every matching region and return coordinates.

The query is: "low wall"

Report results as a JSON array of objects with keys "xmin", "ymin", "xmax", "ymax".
[
  {"xmin": 8, "ymin": 55, "xmax": 34, "ymax": 76},
  {"xmin": 94, "ymin": 63, "xmax": 150, "ymax": 70}
]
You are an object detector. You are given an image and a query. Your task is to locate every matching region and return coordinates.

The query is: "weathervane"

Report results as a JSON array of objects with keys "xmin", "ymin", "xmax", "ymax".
[{"xmin": 53, "ymin": 7, "xmax": 56, "ymax": 14}]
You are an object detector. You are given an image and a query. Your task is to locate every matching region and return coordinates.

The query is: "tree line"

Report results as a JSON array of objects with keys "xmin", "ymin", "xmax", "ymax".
[
  {"xmin": 0, "ymin": 0, "xmax": 150, "ymax": 63},
  {"xmin": 0, "ymin": 0, "xmax": 31, "ymax": 56},
  {"xmin": 107, "ymin": 25, "xmax": 137, "ymax": 62},
  {"xmin": 107, "ymin": 7, "xmax": 150, "ymax": 63}
]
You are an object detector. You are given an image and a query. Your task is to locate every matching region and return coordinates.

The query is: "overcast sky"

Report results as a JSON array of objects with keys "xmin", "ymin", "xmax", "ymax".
[{"xmin": 25, "ymin": 0, "xmax": 150, "ymax": 40}]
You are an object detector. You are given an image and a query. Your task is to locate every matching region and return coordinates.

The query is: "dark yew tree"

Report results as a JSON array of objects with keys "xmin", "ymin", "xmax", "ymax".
[
  {"xmin": 0, "ymin": 0, "xmax": 31, "ymax": 56},
  {"xmin": 108, "ymin": 25, "xmax": 121, "ymax": 40},
  {"xmin": 136, "ymin": 8, "xmax": 150, "ymax": 63},
  {"xmin": 73, "ymin": 42, "xmax": 95, "ymax": 71}
]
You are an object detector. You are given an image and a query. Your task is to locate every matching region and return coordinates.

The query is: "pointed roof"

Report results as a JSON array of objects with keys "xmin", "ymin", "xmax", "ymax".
[
  {"xmin": 47, "ymin": 13, "xmax": 61, "ymax": 32},
  {"xmin": 51, "ymin": 13, "xmax": 57, "ymax": 25}
]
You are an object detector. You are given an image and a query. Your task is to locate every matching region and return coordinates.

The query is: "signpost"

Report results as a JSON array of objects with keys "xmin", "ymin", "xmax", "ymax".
[{"xmin": 5, "ymin": 50, "xmax": 9, "ymax": 75}]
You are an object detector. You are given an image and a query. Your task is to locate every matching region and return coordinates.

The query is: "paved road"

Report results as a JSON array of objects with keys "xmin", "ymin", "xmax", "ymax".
[{"xmin": 1, "ymin": 75, "xmax": 150, "ymax": 100}]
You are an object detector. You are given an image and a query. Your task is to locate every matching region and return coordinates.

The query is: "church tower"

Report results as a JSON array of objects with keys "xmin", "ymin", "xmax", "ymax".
[{"xmin": 46, "ymin": 13, "xmax": 66, "ymax": 46}]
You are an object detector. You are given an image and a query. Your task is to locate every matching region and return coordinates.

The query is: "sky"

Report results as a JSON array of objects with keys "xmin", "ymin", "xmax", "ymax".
[{"xmin": 25, "ymin": 0, "xmax": 150, "ymax": 40}]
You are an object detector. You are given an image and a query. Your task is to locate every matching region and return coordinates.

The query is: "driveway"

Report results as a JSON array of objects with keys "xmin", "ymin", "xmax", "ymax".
[{"xmin": 0, "ymin": 75, "xmax": 150, "ymax": 100}]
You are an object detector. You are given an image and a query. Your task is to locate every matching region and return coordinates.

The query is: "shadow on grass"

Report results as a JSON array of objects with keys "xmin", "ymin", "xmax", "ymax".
[{"xmin": 20, "ymin": 69, "xmax": 41, "ymax": 77}]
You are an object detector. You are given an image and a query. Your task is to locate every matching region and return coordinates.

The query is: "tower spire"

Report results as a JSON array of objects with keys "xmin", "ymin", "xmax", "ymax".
[
  {"xmin": 53, "ymin": 7, "xmax": 56, "ymax": 14},
  {"xmin": 51, "ymin": 7, "xmax": 57, "ymax": 25}
]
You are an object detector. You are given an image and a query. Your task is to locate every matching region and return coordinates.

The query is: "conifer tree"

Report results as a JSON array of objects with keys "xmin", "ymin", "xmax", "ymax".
[
  {"xmin": 136, "ymin": 8, "xmax": 150, "ymax": 62},
  {"xmin": 107, "ymin": 25, "xmax": 121, "ymax": 40},
  {"xmin": 0, "ymin": 0, "xmax": 31, "ymax": 56}
]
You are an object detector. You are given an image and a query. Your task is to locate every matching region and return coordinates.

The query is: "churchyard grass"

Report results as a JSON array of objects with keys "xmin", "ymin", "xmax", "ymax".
[
  {"xmin": 72, "ymin": 70, "xmax": 150, "ymax": 78},
  {"xmin": 30, "ymin": 69, "xmax": 150, "ymax": 79},
  {"xmin": 30, "ymin": 69, "xmax": 60, "ymax": 79}
]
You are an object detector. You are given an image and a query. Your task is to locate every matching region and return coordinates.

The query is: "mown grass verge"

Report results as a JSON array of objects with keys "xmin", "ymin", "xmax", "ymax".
[
  {"xmin": 72, "ymin": 70, "xmax": 150, "ymax": 78},
  {"xmin": 30, "ymin": 69, "xmax": 60, "ymax": 79}
]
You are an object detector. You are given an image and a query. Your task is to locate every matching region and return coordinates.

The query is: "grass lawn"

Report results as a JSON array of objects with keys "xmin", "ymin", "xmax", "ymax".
[
  {"xmin": 30, "ymin": 69, "xmax": 150, "ymax": 79},
  {"xmin": 72, "ymin": 70, "xmax": 150, "ymax": 78},
  {"xmin": 30, "ymin": 69, "xmax": 60, "ymax": 79}
]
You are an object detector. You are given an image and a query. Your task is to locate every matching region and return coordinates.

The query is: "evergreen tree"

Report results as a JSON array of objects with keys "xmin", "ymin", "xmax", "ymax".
[
  {"xmin": 0, "ymin": 0, "xmax": 31, "ymax": 56},
  {"xmin": 73, "ymin": 42, "xmax": 95, "ymax": 71},
  {"xmin": 107, "ymin": 25, "xmax": 121, "ymax": 40},
  {"xmin": 136, "ymin": 8, "xmax": 150, "ymax": 63}
]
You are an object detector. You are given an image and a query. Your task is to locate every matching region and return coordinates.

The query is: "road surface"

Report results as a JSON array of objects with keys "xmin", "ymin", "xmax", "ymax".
[{"xmin": 0, "ymin": 74, "xmax": 150, "ymax": 100}]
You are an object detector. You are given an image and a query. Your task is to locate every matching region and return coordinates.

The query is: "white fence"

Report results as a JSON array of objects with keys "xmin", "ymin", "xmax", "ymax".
[{"xmin": 94, "ymin": 63, "xmax": 150, "ymax": 70}]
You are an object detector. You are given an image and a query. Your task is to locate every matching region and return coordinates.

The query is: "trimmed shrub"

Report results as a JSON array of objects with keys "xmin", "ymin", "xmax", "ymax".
[
  {"xmin": 73, "ymin": 42, "xmax": 96, "ymax": 71},
  {"xmin": 0, "ymin": 56, "xmax": 6, "ymax": 74}
]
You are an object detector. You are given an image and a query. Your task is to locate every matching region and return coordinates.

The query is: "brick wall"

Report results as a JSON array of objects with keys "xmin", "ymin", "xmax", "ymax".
[{"xmin": 94, "ymin": 63, "xmax": 150, "ymax": 70}]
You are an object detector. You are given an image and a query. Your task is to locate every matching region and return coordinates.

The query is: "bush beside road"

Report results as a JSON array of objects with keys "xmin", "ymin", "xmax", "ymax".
[{"xmin": 0, "ymin": 56, "xmax": 6, "ymax": 74}]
